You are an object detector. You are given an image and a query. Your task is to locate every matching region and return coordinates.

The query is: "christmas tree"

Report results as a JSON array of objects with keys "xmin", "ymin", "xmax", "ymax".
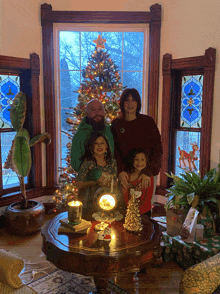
[
  {"xmin": 51, "ymin": 35, "xmax": 125, "ymax": 213},
  {"xmin": 67, "ymin": 34, "xmax": 124, "ymax": 126},
  {"xmin": 123, "ymin": 193, "xmax": 143, "ymax": 232}
]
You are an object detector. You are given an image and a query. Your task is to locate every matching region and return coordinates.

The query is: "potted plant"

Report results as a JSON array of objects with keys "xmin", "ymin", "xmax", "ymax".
[
  {"xmin": 4, "ymin": 91, "xmax": 51, "ymax": 234},
  {"xmin": 165, "ymin": 165, "xmax": 220, "ymax": 236},
  {"xmin": 165, "ymin": 166, "xmax": 220, "ymax": 212}
]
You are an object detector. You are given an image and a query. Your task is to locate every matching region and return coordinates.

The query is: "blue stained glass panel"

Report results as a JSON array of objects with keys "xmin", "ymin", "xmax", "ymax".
[
  {"xmin": 0, "ymin": 75, "xmax": 20, "ymax": 128},
  {"xmin": 180, "ymin": 75, "xmax": 203, "ymax": 128},
  {"xmin": 0, "ymin": 75, "xmax": 22, "ymax": 189},
  {"xmin": 174, "ymin": 131, "xmax": 200, "ymax": 177}
]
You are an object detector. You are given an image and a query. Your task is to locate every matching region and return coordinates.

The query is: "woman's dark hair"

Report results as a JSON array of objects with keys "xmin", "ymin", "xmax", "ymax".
[
  {"xmin": 125, "ymin": 148, "xmax": 149, "ymax": 174},
  {"xmin": 119, "ymin": 88, "xmax": 142, "ymax": 116},
  {"xmin": 83, "ymin": 133, "xmax": 112, "ymax": 165}
]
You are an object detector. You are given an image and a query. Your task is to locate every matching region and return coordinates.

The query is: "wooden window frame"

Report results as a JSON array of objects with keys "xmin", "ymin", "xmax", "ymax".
[
  {"xmin": 158, "ymin": 48, "xmax": 216, "ymax": 195},
  {"xmin": 0, "ymin": 53, "xmax": 54, "ymax": 207},
  {"xmin": 40, "ymin": 3, "xmax": 162, "ymax": 187}
]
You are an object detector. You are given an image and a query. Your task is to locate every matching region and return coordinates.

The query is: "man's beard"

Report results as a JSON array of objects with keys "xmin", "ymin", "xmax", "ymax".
[{"xmin": 89, "ymin": 116, "xmax": 105, "ymax": 131}]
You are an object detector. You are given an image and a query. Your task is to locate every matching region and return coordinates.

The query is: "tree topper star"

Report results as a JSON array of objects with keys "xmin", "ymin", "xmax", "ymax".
[{"xmin": 93, "ymin": 35, "xmax": 106, "ymax": 49}]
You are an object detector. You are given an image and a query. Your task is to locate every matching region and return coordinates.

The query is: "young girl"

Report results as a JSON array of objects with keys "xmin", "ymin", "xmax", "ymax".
[
  {"xmin": 77, "ymin": 133, "xmax": 117, "ymax": 215},
  {"xmin": 122, "ymin": 148, "xmax": 154, "ymax": 217}
]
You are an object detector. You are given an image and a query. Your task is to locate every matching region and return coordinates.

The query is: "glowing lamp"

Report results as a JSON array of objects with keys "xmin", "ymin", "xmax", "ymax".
[
  {"xmin": 94, "ymin": 188, "xmax": 118, "ymax": 216},
  {"xmin": 98, "ymin": 194, "xmax": 116, "ymax": 211}
]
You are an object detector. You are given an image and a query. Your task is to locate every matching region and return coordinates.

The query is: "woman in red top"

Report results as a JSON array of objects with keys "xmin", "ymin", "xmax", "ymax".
[
  {"xmin": 111, "ymin": 88, "xmax": 163, "ymax": 191},
  {"xmin": 122, "ymin": 148, "xmax": 154, "ymax": 217}
]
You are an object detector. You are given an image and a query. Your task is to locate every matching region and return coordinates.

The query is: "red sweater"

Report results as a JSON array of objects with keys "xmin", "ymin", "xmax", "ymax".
[{"xmin": 111, "ymin": 114, "xmax": 163, "ymax": 176}]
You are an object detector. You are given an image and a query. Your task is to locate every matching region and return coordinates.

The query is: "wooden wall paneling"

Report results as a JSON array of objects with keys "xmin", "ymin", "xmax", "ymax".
[{"xmin": 41, "ymin": 3, "xmax": 162, "ymax": 189}]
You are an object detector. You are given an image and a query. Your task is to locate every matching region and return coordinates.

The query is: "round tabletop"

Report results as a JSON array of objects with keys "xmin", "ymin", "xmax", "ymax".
[{"xmin": 41, "ymin": 212, "xmax": 161, "ymax": 277}]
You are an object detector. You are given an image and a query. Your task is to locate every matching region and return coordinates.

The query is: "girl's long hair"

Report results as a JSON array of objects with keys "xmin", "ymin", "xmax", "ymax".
[
  {"xmin": 125, "ymin": 148, "xmax": 149, "ymax": 175},
  {"xmin": 83, "ymin": 133, "xmax": 112, "ymax": 165}
]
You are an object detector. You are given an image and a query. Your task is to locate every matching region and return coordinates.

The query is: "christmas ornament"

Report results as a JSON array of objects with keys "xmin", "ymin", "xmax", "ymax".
[
  {"xmin": 93, "ymin": 35, "xmax": 106, "ymax": 49},
  {"xmin": 123, "ymin": 193, "xmax": 143, "ymax": 232}
]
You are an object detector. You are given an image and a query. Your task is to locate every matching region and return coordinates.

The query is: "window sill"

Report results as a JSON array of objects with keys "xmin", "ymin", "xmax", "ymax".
[{"xmin": 0, "ymin": 186, "xmax": 57, "ymax": 210}]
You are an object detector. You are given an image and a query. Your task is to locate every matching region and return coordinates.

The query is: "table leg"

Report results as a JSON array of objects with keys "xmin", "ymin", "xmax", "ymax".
[{"xmin": 90, "ymin": 276, "xmax": 109, "ymax": 294}]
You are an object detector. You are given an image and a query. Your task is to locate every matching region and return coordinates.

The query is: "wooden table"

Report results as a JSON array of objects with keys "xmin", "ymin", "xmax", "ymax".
[{"xmin": 41, "ymin": 212, "xmax": 161, "ymax": 294}]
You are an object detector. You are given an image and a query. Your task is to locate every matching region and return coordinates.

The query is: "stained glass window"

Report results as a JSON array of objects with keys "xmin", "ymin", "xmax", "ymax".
[
  {"xmin": 0, "ymin": 75, "xmax": 20, "ymax": 128},
  {"xmin": 0, "ymin": 74, "xmax": 21, "ymax": 188},
  {"xmin": 175, "ymin": 131, "xmax": 200, "ymax": 176},
  {"xmin": 180, "ymin": 75, "xmax": 203, "ymax": 128},
  {"xmin": 173, "ymin": 74, "xmax": 203, "ymax": 177}
]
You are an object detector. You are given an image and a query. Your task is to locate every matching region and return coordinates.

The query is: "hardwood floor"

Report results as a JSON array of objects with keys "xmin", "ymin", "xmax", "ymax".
[
  {"xmin": 0, "ymin": 214, "xmax": 184, "ymax": 294},
  {"xmin": 113, "ymin": 262, "xmax": 184, "ymax": 294}
]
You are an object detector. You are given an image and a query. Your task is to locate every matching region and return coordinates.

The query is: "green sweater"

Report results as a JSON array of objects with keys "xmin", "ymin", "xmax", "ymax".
[{"xmin": 71, "ymin": 117, "xmax": 114, "ymax": 172}]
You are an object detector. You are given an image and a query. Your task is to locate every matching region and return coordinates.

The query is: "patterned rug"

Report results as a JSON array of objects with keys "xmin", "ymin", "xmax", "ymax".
[{"xmin": 28, "ymin": 269, "xmax": 129, "ymax": 294}]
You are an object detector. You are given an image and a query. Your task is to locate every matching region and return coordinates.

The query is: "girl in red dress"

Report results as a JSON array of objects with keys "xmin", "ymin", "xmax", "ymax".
[{"xmin": 122, "ymin": 148, "xmax": 154, "ymax": 217}]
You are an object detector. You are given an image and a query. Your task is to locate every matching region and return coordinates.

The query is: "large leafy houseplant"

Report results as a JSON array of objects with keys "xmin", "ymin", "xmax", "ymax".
[
  {"xmin": 165, "ymin": 165, "xmax": 220, "ymax": 215},
  {"xmin": 5, "ymin": 91, "xmax": 51, "ymax": 209}
]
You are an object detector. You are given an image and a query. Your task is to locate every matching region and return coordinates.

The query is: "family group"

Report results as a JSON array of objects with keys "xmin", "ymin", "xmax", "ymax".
[{"xmin": 70, "ymin": 88, "xmax": 163, "ymax": 217}]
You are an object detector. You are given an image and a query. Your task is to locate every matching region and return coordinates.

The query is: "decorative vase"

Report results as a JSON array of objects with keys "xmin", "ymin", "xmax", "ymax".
[{"xmin": 5, "ymin": 200, "xmax": 45, "ymax": 235}]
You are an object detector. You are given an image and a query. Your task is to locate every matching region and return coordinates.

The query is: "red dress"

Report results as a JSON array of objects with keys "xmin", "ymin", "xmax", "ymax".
[{"xmin": 123, "ymin": 175, "xmax": 154, "ymax": 214}]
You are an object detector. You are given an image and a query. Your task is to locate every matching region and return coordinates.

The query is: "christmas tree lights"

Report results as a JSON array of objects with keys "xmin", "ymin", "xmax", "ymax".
[{"xmin": 51, "ymin": 35, "xmax": 125, "ymax": 213}]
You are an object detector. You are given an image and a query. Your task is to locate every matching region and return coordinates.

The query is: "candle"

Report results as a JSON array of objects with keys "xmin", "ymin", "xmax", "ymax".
[{"xmin": 68, "ymin": 201, "xmax": 83, "ymax": 224}]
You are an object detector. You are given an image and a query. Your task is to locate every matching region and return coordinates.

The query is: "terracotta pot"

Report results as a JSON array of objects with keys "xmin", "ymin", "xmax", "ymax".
[{"xmin": 5, "ymin": 200, "xmax": 45, "ymax": 235}]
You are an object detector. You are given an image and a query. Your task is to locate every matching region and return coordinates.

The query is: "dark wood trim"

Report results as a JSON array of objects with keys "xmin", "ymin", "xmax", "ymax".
[
  {"xmin": 0, "ymin": 55, "xmax": 30, "ymax": 70},
  {"xmin": 160, "ymin": 53, "xmax": 172, "ymax": 188},
  {"xmin": 171, "ymin": 56, "xmax": 204, "ymax": 70},
  {"xmin": 30, "ymin": 53, "xmax": 42, "ymax": 188},
  {"xmin": 41, "ymin": 9, "xmax": 152, "ymax": 24},
  {"xmin": 40, "ymin": 3, "xmax": 162, "ymax": 187},
  {"xmin": 148, "ymin": 4, "xmax": 161, "ymax": 124},
  {"xmin": 160, "ymin": 48, "xmax": 216, "ymax": 188},
  {"xmin": 0, "ymin": 186, "xmax": 58, "ymax": 208},
  {"xmin": 200, "ymin": 48, "xmax": 216, "ymax": 176},
  {"xmin": 42, "ymin": 20, "xmax": 57, "ymax": 187}
]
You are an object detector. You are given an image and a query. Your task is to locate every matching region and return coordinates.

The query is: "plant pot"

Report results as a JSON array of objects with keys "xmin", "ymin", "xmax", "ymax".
[{"xmin": 5, "ymin": 200, "xmax": 45, "ymax": 235}]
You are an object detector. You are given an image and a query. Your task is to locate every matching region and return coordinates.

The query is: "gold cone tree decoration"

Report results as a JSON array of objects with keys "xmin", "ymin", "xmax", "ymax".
[{"xmin": 123, "ymin": 194, "xmax": 143, "ymax": 232}]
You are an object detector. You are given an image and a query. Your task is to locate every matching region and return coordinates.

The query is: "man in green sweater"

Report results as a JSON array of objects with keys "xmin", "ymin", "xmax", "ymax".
[{"xmin": 71, "ymin": 99, "xmax": 114, "ymax": 172}]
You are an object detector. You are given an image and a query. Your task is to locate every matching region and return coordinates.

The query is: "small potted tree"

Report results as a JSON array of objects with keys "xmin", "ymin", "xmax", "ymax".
[{"xmin": 4, "ymin": 91, "xmax": 51, "ymax": 235}]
